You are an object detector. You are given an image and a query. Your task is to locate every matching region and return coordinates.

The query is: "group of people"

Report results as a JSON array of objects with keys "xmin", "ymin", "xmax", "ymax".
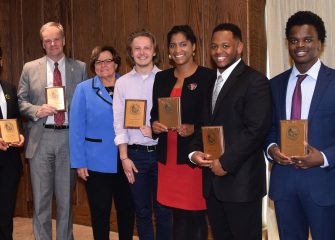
[{"xmin": 1, "ymin": 10, "xmax": 335, "ymax": 240}]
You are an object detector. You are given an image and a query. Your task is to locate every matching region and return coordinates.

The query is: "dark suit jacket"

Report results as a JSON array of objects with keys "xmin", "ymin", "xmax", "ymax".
[
  {"xmin": 0, "ymin": 80, "xmax": 22, "ymax": 169},
  {"xmin": 266, "ymin": 63, "xmax": 335, "ymax": 206},
  {"xmin": 192, "ymin": 60, "xmax": 272, "ymax": 202},
  {"xmin": 151, "ymin": 66, "xmax": 215, "ymax": 165}
]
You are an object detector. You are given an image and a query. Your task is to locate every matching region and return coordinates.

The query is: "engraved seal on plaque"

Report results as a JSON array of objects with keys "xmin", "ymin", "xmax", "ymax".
[
  {"xmin": 4, "ymin": 122, "xmax": 14, "ymax": 132},
  {"xmin": 286, "ymin": 126, "xmax": 299, "ymax": 140},
  {"xmin": 51, "ymin": 89, "xmax": 59, "ymax": 99},
  {"xmin": 207, "ymin": 132, "xmax": 217, "ymax": 145},
  {"xmin": 164, "ymin": 102, "xmax": 173, "ymax": 113},
  {"xmin": 130, "ymin": 104, "xmax": 140, "ymax": 115}
]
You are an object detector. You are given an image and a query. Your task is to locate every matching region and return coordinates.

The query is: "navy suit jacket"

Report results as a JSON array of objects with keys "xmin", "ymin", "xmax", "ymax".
[
  {"xmin": 266, "ymin": 63, "xmax": 335, "ymax": 206},
  {"xmin": 69, "ymin": 76, "xmax": 118, "ymax": 173}
]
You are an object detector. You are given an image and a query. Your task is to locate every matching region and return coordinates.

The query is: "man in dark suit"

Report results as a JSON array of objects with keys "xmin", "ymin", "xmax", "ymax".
[
  {"xmin": 0, "ymin": 47, "xmax": 24, "ymax": 240},
  {"xmin": 17, "ymin": 22, "xmax": 87, "ymax": 240},
  {"xmin": 266, "ymin": 11, "xmax": 335, "ymax": 239},
  {"xmin": 190, "ymin": 23, "xmax": 272, "ymax": 240}
]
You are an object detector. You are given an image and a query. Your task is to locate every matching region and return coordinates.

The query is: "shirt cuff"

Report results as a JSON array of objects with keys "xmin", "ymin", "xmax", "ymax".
[
  {"xmin": 266, "ymin": 143, "xmax": 278, "ymax": 160},
  {"xmin": 188, "ymin": 151, "xmax": 197, "ymax": 165},
  {"xmin": 320, "ymin": 152, "xmax": 329, "ymax": 168}
]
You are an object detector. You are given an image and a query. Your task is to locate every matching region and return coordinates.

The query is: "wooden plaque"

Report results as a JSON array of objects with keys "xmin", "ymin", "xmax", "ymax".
[
  {"xmin": 280, "ymin": 120, "xmax": 308, "ymax": 156},
  {"xmin": 45, "ymin": 86, "xmax": 66, "ymax": 111},
  {"xmin": 124, "ymin": 99, "xmax": 147, "ymax": 129},
  {"xmin": 158, "ymin": 97, "xmax": 181, "ymax": 129},
  {"xmin": 0, "ymin": 119, "xmax": 20, "ymax": 143},
  {"xmin": 202, "ymin": 126, "xmax": 225, "ymax": 159}
]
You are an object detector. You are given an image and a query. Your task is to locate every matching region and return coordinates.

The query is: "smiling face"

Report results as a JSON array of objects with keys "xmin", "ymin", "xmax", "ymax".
[
  {"xmin": 287, "ymin": 24, "xmax": 321, "ymax": 73},
  {"xmin": 131, "ymin": 36, "xmax": 156, "ymax": 68},
  {"xmin": 94, "ymin": 50, "xmax": 117, "ymax": 80},
  {"xmin": 168, "ymin": 32, "xmax": 195, "ymax": 66},
  {"xmin": 210, "ymin": 30, "xmax": 243, "ymax": 73},
  {"xmin": 41, "ymin": 26, "xmax": 65, "ymax": 62}
]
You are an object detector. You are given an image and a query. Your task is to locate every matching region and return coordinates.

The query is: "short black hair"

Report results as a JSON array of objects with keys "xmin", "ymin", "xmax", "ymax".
[
  {"xmin": 212, "ymin": 23, "xmax": 242, "ymax": 41},
  {"xmin": 286, "ymin": 11, "xmax": 326, "ymax": 43},
  {"xmin": 167, "ymin": 25, "xmax": 197, "ymax": 46},
  {"xmin": 90, "ymin": 45, "xmax": 121, "ymax": 74}
]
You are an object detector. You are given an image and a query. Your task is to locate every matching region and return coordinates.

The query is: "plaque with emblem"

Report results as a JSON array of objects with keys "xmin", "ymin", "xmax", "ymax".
[
  {"xmin": 45, "ymin": 86, "xmax": 66, "ymax": 111},
  {"xmin": 202, "ymin": 126, "xmax": 225, "ymax": 159},
  {"xmin": 124, "ymin": 99, "xmax": 147, "ymax": 129},
  {"xmin": 158, "ymin": 97, "xmax": 181, "ymax": 129},
  {"xmin": 280, "ymin": 120, "xmax": 308, "ymax": 156},
  {"xmin": 0, "ymin": 119, "xmax": 20, "ymax": 143}
]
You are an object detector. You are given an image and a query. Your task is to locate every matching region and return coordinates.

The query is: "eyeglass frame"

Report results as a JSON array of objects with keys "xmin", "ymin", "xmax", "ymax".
[{"xmin": 94, "ymin": 59, "xmax": 115, "ymax": 66}]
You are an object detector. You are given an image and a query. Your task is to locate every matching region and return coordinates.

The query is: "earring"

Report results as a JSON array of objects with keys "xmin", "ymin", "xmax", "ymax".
[
  {"xmin": 168, "ymin": 54, "xmax": 172, "ymax": 60},
  {"xmin": 192, "ymin": 52, "xmax": 195, "ymax": 57}
]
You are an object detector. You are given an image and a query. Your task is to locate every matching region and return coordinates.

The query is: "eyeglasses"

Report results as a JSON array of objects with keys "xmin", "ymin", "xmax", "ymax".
[{"xmin": 95, "ymin": 59, "xmax": 114, "ymax": 66}]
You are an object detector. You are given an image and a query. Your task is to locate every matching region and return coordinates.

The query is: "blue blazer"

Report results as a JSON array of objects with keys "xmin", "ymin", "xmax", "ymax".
[
  {"xmin": 266, "ymin": 63, "xmax": 335, "ymax": 206},
  {"xmin": 70, "ymin": 76, "xmax": 118, "ymax": 173}
]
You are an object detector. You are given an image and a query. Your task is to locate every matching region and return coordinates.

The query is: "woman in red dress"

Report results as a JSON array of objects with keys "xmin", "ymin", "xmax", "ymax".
[{"xmin": 151, "ymin": 25, "xmax": 215, "ymax": 240}]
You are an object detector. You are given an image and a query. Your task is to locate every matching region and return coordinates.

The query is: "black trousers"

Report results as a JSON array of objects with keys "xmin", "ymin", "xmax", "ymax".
[
  {"xmin": 0, "ymin": 153, "xmax": 21, "ymax": 240},
  {"xmin": 206, "ymin": 190, "xmax": 262, "ymax": 240},
  {"xmin": 172, "ymin": 208, "xmax": 208, "ymax": 240},
  {"xmin": 85, "ymin": 167, "xmax": 135, "ymax": 240}
]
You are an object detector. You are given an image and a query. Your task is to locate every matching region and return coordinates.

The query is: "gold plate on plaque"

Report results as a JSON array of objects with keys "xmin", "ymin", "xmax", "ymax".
[
  {"xmin": 124, "ymin": 99, "xmax": 147, "ymax": 129},
  {"xmin": 202, "ymin": 126, "xmax": 225, "ymax": 159},
  {"xmin": 45, "ymin": 86, "xmax": 66, "ymax": 111},
  {"xmin": 280, "ymin": 120, "xmax": 308, "ymax": 156},
  {"xmin": 158, "ymin": 97, "xmax": 181, "ymax": 129},
  {"xmin": 0, "ymin": 119, "xmax": 20, "ymax": 143}
]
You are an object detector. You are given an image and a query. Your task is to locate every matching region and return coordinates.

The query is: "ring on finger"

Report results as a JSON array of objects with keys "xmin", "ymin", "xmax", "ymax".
[{"xmin": 298, "ymin": 160, "xmax": 302, "ymax": 164}]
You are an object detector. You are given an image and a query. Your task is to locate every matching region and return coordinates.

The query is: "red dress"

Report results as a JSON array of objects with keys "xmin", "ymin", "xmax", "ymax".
[{"xmin": 157, "ymin": 87, "xmax": 206, "ymax": 210}]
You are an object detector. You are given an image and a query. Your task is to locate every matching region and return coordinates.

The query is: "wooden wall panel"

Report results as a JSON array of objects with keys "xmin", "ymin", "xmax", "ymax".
[{"xmin": 0, "ymin": 0, "xmax": 266, "ymax": 236}]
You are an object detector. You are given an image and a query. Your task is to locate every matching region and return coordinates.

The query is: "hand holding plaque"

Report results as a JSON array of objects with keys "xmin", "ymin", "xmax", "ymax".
[
  {"xmin": 124, "ymin": 99, "xmax": 147, "ymax": 129},
  {"xmin": 202, "ymin": 126, "xmax": 225, "ymax": 159},
  {"xmin": 280, "ymin": 120, "xmax": 308, "ymax": 156},
  {"xmin": 45, "ymin": 86, "xmax": 66, "ymax": 111},
  {"xmin": 0, "ymin": 119, "xmax": 20, "ymax": 143},
  {"xmin": 158, "ymin": 97, "xmax": 181, "ymax": 129}
]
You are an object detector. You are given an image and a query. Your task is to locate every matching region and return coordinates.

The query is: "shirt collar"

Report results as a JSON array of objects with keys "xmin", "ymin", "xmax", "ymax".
[
  {"xmin": 292, "ymin": 59, "xmax": 321, "ymax": 80},
  {"xmin": 216, "ymin": 58, "xmax": 241, "ymax": 80},
  {"xmin": 46, "ymin": 56, "xmax": 65, "ymax": 69}
]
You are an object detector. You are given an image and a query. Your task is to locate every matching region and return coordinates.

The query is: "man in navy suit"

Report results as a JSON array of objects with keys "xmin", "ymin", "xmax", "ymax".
[{"xmin": 266, "ymin": 11, "xmax": 335, "ymax": 239}]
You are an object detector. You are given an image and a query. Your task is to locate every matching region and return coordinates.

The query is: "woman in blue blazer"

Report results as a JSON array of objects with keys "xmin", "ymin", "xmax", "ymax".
[{"xmin": 70, "ymin": 46, "xmax": 134, "ymax": 240}]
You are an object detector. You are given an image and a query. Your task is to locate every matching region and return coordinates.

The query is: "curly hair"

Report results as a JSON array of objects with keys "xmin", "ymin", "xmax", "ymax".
[{"xmin": 285, "ymin": 11, "xmax": 326, "ymax": 43}]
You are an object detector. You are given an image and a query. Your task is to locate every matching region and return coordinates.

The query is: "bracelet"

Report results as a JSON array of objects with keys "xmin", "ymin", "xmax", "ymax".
[{"xmin": 121, "ymin": 157, "xmax": 129, "ymax": 161}]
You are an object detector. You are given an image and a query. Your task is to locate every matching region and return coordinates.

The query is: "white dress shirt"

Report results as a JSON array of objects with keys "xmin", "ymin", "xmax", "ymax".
[
  {"xmin": 0, "ymin": 84, "xmax": 7, "ymax": 119},
  {"xmin": 45, "ymin": 56, "xmax": 68, "ymax": 125}
]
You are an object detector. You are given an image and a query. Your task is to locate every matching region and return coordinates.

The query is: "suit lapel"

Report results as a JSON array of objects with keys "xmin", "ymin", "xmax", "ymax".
[
  {"xmin": 308, "ymin": 64, "xmax": 332, "ymax": 121},
  {"xmin": 65, "ymin": 57, "xmax": 75, "ymax": 102},
  {"xmin": 92, "ymin": 76, "xmax": 113, "ymax": 106},
  {"xmin": 279, "ymin": 70, "xmax": 291, "ymax": 120},
  {"xmin": 38, "ymin": 57, "xmax": 47, "ymax": 104},
  {"xmin": 212, "ymin": 61, "xmax": 245, "ymax": 117}
]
